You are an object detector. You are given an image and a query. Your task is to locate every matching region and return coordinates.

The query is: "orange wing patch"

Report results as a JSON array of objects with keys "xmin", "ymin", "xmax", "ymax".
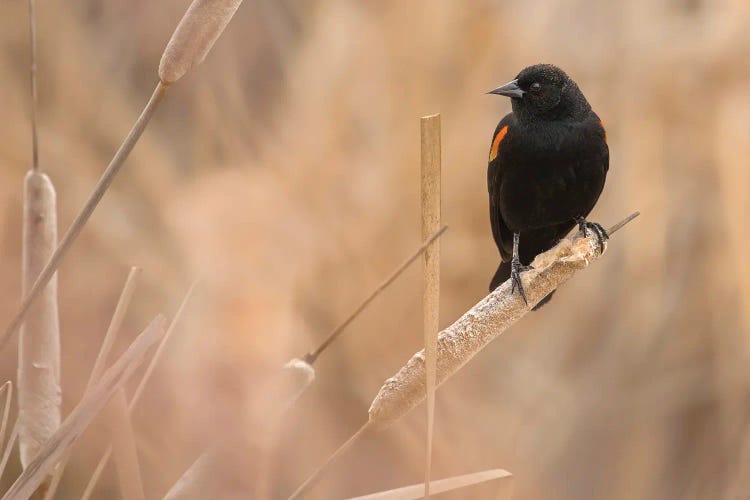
[
  {"xmin": 489, "ymin": 125, "xmax": 509, "ymax": 162},
  {"xmin": 599, "ymin": 119, "xmax": 607, "ymax": 143}
]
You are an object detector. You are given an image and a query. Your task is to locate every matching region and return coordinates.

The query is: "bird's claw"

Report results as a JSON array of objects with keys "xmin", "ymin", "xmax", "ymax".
[
  {"xmin": 576, "ymin": 217, "xmax": 609, "ymax": 254},
  {"xmin": 511, "ymin": 259, "xmax": 533, "ymax": 305}
]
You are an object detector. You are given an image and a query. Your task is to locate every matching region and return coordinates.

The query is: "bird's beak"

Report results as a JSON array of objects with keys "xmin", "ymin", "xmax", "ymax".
[{"xmin": 487, "ymin": 79, "xmax": 524, "ymax": 99}]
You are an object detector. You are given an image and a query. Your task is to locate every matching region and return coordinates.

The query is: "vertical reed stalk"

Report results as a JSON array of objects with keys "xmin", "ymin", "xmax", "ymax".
[
  {"xmin": 108, "ymin": 389, "xmax": 145, "ymax": 500},
  {"xmin": 420, "ymin": 114, "xmax": 441, "ymax": 499}
]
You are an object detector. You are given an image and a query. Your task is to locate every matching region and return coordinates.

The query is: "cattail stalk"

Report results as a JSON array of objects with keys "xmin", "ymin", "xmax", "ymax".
[
  {"xmin": 18, "ymin": 171, "xmax": 61, "ymax": 495},
  {"xmin": 44, "ymin": 267, "xmax": 141, "ymax": 500},
  {"xmin": 27, "ymin": 0, "xmax": 39, "ymax": 172},
  {"xmin": 2, "ymin": 315, "xmax": 167, "ymax": 500},
  {"xmin": 288, "ymin": 212, "xmax": 639, "ymax": 499},
  {"xmin": 1, "ymin": 0, "xmax": 245, "ymax": 353},
  {"xmin": 302, "ymin": 226, "xmax": 448, "ymax": 365},
  {"xmin": 108, "ymin": 389, "xmax": 145, "ymax": 500},
  {"xmin": 81, "ymin": 284, "xmax": 197, "ymax": 500},
  {"xmin": 420, "ymin": 114, "xmax": 440, "ymax": 498}
]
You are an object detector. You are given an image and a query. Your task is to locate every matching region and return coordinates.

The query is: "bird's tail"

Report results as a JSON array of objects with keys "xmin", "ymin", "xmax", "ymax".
[{"xmin": 489, "ymin": 261, "xmax": 554, "ymax": 311}]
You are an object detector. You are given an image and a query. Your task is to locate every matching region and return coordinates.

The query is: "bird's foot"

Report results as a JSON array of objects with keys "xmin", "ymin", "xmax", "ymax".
[
  {"xmin": 511, "ymin": 258, "xmax": 533, "ymax": 305},
  {"xmin": 575, "ymin": 217, "xmax": 609, "ymax": 254}
]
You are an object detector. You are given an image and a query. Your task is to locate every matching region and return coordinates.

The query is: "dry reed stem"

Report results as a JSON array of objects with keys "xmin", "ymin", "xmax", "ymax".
[
  {"xmin": 287, "ymin": 423, "xmax": 372, "ymax": 500},
  {"xmin": 0, "ymin": 422, "xmax": 20, "ymax": 481},
  {"xmin": 159, "ymin": 0, "xmax": 244, "ymax": 83},
  {"xmin": 162, "ymin": 452, "xmax": 214, "ymax": 500},
  {"xmin": 0, "ymin": 83, "xmax": 169, "ymax": 354},
  {"xmin": 287, "ymin": 212, "xmax": 639, "ymax": 499},
  {"xmin": 81, "ymin": 284, "xmax": 197, "ymax": 500},
  {"xmin": 130, "ymin": 282, "xmax": 197, "ymax": 407},
  {"xmin": 18, "ymin": 171, "xmax": 60, "ymax": 478},
  {"xmin": 0, "ymin": 382, "xmax": 12, "ymax": 454},
  {"xmin": 345, "ymin": 468, "xmax": 512, "ymax": 500},
  {"xmin": 368, "ymin": 212, "xmax": 639, "ymax": 429},
  {"xmin": 108, "ymin": 389, "xmax": 145, "ymax": 500},
  {"xmin": 26, "ymin": 0, "xmax": 39, "ymax": 171},
  {"xmin": 2, "ymin": 315, "xmax": 167, "ymax": 500},
  {"xmin": 87, "ymin": 267, "xmax": 143, "ymax": 387},
  {"xmin": 303, "ymin": 225, "xmax": 448, "ymax": 364},
  {"xmin": 44, "ymin": 267, "xmax": 141, "ymax": 500},
  {"xmin": 419, "ymin": 113, "xmax": 440, "ymax": 498}
]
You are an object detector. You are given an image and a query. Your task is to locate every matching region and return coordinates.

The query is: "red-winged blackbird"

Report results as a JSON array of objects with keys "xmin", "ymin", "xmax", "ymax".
[{"xmin": 487, "ymin": 64, "xmax": 608, "ymax": 308}]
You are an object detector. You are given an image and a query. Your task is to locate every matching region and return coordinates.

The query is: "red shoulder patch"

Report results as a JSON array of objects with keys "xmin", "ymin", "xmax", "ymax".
[
  {"xmin": 489, "ymin": 125, "xmax": 509, "ymax": 162},
  {"xmin": 599, "ymin": 119, "xmax": 607, "ymax": 143}
]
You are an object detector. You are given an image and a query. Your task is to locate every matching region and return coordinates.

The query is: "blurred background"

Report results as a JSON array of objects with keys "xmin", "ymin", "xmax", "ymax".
[{"xmin": 1, "ymin": 0, "xmax": 750, "ymax": 498}]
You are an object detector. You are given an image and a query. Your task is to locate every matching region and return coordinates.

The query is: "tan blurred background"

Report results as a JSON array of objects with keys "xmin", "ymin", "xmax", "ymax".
[{"xmin": 1, "ymin": 0, "xmax": 750, "ymax": 498}]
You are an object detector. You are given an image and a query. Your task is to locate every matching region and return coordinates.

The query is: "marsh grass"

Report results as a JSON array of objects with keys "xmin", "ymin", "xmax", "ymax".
[
  {"xmin": 44, "ymin": 267, "xmax": 141, "ymax": 500},
  {"xmin": 81, "ymin": 283, "xmax": 196, "ymax": 499},
  {"xmin": 2, "ymin": 316, "xmax": 166, "ymax": 500}
]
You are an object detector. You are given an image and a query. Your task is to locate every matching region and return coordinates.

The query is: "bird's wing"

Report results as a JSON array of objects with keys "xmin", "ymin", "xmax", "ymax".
[{"xmin": 487, "ymin": 115, "xmax": 515, "ymax": 263}]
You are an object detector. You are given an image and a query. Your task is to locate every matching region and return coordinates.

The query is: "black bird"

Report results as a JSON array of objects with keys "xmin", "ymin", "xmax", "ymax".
[{"xmin": 487, "ymin": 64, "xmax": 608, "ymax": 308}]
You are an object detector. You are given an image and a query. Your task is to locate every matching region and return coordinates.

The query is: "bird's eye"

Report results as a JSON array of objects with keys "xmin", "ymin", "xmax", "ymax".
[{"xmin": 530, "ymin": 82, "xmax": 542, "ymax": 92}]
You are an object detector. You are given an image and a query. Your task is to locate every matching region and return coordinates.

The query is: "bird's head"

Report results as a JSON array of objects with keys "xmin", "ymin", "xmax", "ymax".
[{"xmin": 488, "ymin": 64, "xmax": 590, "ymax": 121}]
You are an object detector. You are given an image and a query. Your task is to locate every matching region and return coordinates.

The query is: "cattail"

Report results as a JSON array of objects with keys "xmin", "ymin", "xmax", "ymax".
[
  {"xmin": 17, "ymin": 171, "xmax": 61, "ymax": 476},
  {"xmin": 2, "ymin": 315, "xmax": 166, "ymax": 500},
  {"xmin": 0, "ymin": 0, "xmax": 244, "ymax": 352},
  {"xmin": 288, "ymin": 213, "xmax": 638, "ymax": 500},
  {"xmin": 368, "ymin": 214, "xmax": 639, "ymax": 429},
  {"xmin": 159, "ymin": 0, "xmax": 244, "ymax": 83}
]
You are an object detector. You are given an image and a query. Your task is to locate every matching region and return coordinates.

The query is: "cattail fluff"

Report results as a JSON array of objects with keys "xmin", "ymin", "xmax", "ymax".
[
  {"xmin": 368, "ymin": 231, "xmax": 607, "ymax": 429},
  {"xmin": 159, "ymin": 0, "xmax": 244, "ymax": 83},
  {"xmin": 18, "ymin": 171, "xmax": 61, "ymax": 470}
]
